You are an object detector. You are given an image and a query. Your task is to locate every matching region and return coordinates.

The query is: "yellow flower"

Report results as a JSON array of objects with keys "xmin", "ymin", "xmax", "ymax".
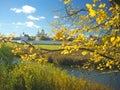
[
  {"xmin": 98, "ymin": 3, "xmax": 106, "ymax": 8},
  {"xmin": 93, "ymin": 0, "xmax": 99, "ymax": 3},
  {"xmin": 64, "ymin": 0, "xmax": 71, "ymax": 4},
  {"xmin": 110, "ymin": 37, "xmax": 115, "ymax": 42},
  {"xmin": 82, "ymin": 51, "xmax": 87, "ymax": 56},
  {"xmin": 86, "ymin": 4, "xmax": 93, "ymax": 9},
  {"xmin": 89, "ymin": 10, "xmax": 96, "ymax": 17},
  {"xmin": 29, "ymin": 47, "xmax": 33, "ymax": 53},
  {"xmin": 106, "ymin": 62, "xmax": 110, "ymax": 67}
]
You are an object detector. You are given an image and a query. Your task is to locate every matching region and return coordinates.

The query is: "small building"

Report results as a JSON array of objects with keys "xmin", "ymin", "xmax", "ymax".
[{"xmin": 20, "ymin": 32, "xmax": 29, "ymax": 41}]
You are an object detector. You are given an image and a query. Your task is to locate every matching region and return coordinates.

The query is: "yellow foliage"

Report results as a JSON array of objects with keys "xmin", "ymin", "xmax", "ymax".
[
  {"xmin": 82, "ymin": 51, "xmax": 87, "ymax": 56},
  {"xmin": 11, "ymin": 44, "xmax": 47, "ymax": 63},
  {"xmin": 89, "ymin": 9, "xmax": 96, "ymax": 17},
  {"xmin": 93, "ymin": 0, "xmax": 99, "ymax": 3},
  {"xmin": 86, "ymin": 4, "xmax": 93, "ymax": 9},
  {"xmin": 110, "ymin": 37, "xmax": 115, "ymax": 42},
  {"xmin": 54, "ymin": 0, "xmax": 120, "ymax": 71},
  {"xmin": 64, "ymin": 0, "xmax": 71, "ymax": 4},
  {"xmin": 98, "ymin": 3, "xmax": 106, "ymax": 8}
]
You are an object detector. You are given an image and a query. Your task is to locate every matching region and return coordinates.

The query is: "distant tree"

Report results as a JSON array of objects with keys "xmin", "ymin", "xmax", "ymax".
[
  {"xmin": 29, "ymin": 36, "xmax": 36, "ymax": 41},
  {"xmin": 39, "ymin": 35, "xmax": 46, "ymax": 40}
]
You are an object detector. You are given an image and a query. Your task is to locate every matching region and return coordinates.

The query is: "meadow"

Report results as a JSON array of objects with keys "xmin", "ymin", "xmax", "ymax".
[{"xmin": 34, "ymin": 44, "xmax": 61, "ymax": 50}]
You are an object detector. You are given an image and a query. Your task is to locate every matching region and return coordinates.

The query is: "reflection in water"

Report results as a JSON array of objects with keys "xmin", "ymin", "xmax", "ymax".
[{"xmin": 64, "ymin": 67, "xmax": 120, "ymax": 90}]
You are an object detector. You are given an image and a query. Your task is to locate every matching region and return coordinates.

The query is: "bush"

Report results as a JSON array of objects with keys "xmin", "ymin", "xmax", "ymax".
[
  {"xmin": 0, "ymin": 62, "xmax": 112, "ymax": 90},
  {"xmin": 0, "ymin": 46, "xmax": 14, "ymax": 65}
]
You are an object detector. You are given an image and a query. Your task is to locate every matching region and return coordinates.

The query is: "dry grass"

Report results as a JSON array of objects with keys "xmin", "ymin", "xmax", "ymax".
[{"xmin": 45, "ymin": 50, "xmax": 90, "ymax": 67}]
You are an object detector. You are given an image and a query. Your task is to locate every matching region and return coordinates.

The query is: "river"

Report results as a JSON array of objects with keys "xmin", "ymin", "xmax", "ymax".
[{"xmin": 63, "ymin": 67, "xmax": 120, "ymax": 90}]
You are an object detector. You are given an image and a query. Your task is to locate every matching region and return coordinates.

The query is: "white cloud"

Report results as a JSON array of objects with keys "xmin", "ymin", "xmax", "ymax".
[
  {"xmin": 16, "ymin": 22, "xmax": 24, "ymax": 25},
  {"xmin": 10, "ymin": 5, "xmax": 36, "ymax": 14},
  {"xmin": 53, "ymin": 16, "xmax": 59, "ymax": 19},
  {"xmin": 39, "ymin": 16, "xmax": 46, "ymax": 20},
  {"xmin": 10, "ymin": 8, "xmax": 22, "ymax": 13},
  {"xmin": 14, "ymin": 21, "xmax": 39, "ymax": 28},
  {"xmin": 27, "ymin": 15, "xmax": 39, "ymax": 21},
  {"xmin": 27, "ymin": 15, "xmax": 46, "ymax": 21},
  {"xmin": 25, "ymin": 21, "xmax": 39, "ymax": 28}
]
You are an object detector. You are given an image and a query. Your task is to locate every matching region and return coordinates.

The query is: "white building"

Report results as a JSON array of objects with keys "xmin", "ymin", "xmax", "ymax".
[{"xmin": 20, "ymin": 32, "xmax": 29, "ymax": 41}]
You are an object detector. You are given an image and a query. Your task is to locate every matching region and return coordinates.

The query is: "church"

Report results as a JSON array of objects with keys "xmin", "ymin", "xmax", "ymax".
[{"xmin": 20, "ymin": 29, "xmax": 50, "ymax": 41}]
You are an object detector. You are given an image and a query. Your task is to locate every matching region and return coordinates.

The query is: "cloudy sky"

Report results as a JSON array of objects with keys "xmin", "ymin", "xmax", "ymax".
[
  {"xmin": 0, "ymin": 0, "xmax": 66, "ymax": 36},
  {"xmin": 0, "ymin": 0, "xmax": 109, "ymax": 36}
]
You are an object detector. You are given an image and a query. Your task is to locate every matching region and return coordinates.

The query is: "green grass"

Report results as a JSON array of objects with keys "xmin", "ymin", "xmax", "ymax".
[
  {"xmin": 0, "ymin": 62, "xmax": 112, "ymax": 90},
  {"xmin": 34, "ymin": 44, "xmax": 61, "ymax": 50},
  {"xmin": 5, "ymin": 42, "xmax": 61, "ymax": 51}
]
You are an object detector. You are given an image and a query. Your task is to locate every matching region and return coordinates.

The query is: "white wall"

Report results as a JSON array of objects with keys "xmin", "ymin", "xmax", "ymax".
[
  {"xmin": 31, "ymin": 40, "xmax": 62, "ymax": 45},
  {"xmin": 13, "ymin": 40, "xmax": 62, "ymax": 45}
]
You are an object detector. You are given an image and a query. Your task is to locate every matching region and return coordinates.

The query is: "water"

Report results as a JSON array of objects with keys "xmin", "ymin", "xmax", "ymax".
[{"xmin": 63, "ymin": 67, "xmax": 120, "ymax": 90}]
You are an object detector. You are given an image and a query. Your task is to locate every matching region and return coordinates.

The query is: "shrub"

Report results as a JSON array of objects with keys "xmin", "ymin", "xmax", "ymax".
[
  {"xmin": 1, "ymin": 62, "xmax": 111, "ymax": 90},
  {"xmin": 0, "ymin": 45, "xmax": 19, "ymax": 68}
]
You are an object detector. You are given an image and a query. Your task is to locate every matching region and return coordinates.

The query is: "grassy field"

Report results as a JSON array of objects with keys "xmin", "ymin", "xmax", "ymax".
[
  {"xmin": 34, "ymin": 44, "xmax": 61, "ymax": 50},
  {"xmin": 3, "ymin": 42, "xmax": 61, "ymax": 50}
]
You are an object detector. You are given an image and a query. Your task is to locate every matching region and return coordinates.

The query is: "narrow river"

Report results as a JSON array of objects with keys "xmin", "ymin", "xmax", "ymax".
[{"xmin": 63, "ymin": 67, "xmax": 120, "ymax": 90}]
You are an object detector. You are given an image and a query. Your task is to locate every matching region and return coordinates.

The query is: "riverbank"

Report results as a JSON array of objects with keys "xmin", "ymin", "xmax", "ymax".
[{"xmin": 62, "ymin": 66, "xmax": 120, "ymax": 90}]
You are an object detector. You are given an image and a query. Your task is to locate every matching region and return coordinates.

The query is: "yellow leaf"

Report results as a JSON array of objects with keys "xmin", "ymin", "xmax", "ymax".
[
  {"xmin": 110, "ymin": 37, "xmax": 115, "ymax": 42},
  {"xmin": 93, "ymin": 0, "xmax": 99, "ymax": 3},
  {"xmin": 64, "ymin": 0, "xmax": 71, "ymax": 4},
  {"xmin": 86, "ymin": 4, "xmax": 93, "ymax": 9},
  {"xmin": 82, "ymin": 51, "xmax": 87, "ymax": 56},
  {"xmin": 89, "ymin": 10, "xmax": 96, "ymax": 17},
  {"xmin": 98, "ymin": 3, "xmax": 106, "ymax": 8}
]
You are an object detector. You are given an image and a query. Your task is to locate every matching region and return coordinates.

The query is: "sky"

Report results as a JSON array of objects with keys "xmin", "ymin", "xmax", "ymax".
[
  {"xmin": 0, "ymin": 0, "xmax": 65, "ymax": 36},
  {"xmin": 0, "ymin": 0, "xmax": 109, "ymax": 37}
]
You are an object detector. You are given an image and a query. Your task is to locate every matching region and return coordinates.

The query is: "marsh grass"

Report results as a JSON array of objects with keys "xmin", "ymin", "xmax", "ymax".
[
  {"xmin": 46, "ymin": 50, "xmax": 89, "ymax": 67},
  {"xmin": 0, "ymin": 62, "xmax": 112, "ymax": 90}
]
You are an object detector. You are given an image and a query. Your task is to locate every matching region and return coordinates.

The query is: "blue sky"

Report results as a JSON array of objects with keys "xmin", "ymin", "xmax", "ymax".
[
  {"xmin": 0, "ymin": 0, "xmax": 65, "ymax": 36},
  {"xmin": 0, "ymin": 0, "xmax": 109, "ymax": 36}
]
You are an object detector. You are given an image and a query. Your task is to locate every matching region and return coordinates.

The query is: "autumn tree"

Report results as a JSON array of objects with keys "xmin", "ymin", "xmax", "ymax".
[{"xmin": 52, "ymin": 0, "xmax": 120, "ymax": 71}]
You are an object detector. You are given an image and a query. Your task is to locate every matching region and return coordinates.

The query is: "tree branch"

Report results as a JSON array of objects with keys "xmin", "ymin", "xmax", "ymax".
[
  {"xmin": 22, "ymin": 40, "xmax": 35, "ymax": 48},
  {"xmin": 79, "ymin": 47, "xmax": 115, "ymax": 60},
  {"xmin": 21, "ymin": 40, "xmax": 115, "ymax": 60}
]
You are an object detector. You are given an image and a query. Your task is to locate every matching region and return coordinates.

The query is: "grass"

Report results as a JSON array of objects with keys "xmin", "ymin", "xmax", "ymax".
[
  {"xmin": 0, "ymin": 44, "xmax": 113, "ymax": 90},
  {"xmin": 0, "ymin": 62, "xmax": 112, "ymax": 90},
  {"xmin": 34, "ymin": 44, "xmax": 61, "ymax": 50},
  {"xmin": 4, "ymin": 42, "xmax": 61, "ymax": 51},
  {"xmin": 45, "ymin": 50, "xmax": 89, "ymax": 67}
]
